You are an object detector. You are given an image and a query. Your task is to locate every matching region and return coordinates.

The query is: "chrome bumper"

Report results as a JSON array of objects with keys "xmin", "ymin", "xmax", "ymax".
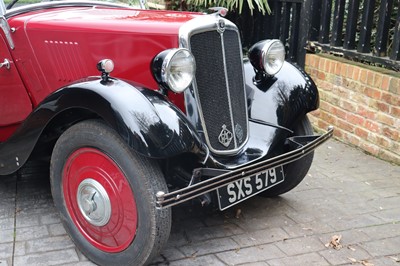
[{"xmin": 156, "ymin": 126, "xmax": 334, "ymax": 209}]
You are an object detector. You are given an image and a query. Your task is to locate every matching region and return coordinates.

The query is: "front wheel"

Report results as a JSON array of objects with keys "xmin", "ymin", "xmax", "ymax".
[
  {"xmin": 260, "ymin": 116, "xmax": 314, "ymax": 197},
  {"xmin": 50, "ymin": 120, "xmax": 171, "ymax": 266}
]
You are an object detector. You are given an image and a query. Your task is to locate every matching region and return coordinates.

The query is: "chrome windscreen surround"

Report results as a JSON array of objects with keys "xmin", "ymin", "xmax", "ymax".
[
  {"xmin": 0, "ymin": 1, "xmax": 6, "ymax": 16},
  {"xmin": 179, "ymin": 15, "xmax": 249, "ymax": 155}
]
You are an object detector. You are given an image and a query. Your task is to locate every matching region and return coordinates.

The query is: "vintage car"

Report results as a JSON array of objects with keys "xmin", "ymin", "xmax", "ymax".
[{"xmin": 0, "ymin": 0, "xmax": 333, "ymax": 264}]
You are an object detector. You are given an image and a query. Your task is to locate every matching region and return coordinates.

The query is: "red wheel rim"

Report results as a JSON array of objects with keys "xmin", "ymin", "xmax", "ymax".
[{"xmin": 63, "ymin": 148, "xmax": 137, "ymax": 253}]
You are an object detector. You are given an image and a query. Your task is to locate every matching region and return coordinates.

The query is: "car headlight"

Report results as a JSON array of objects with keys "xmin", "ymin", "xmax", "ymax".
[
  {"xmin": 248, "ymin": 39, "xmax": 285, "ymax": 76},
  {"xmin": 152, "ymin": 48, "xmax": 196, "ymax": 93}
]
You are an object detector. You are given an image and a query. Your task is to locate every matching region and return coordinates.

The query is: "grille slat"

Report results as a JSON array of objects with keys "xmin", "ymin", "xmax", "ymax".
[{"xmin": 185, "ymin": 20, "xmax": 248, "ymax": 154}]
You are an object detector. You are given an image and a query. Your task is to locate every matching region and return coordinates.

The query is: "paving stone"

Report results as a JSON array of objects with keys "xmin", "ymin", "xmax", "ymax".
[
  {"xmin": 232, "ymin": 215, "xmax": 296, "ymax": 231},
  {"xmin": 0, "ymin": 218, "xmax": 14, "ymax": 231},
  {"xmin": 360, "ymin": 236, "xmax": 400, "ymax": 257},
  {"xmin": 285, "ymin": 209, "xmax": 319, "ymax": 224},
  {"xmin": 0, "ymin": 243, "xmax": 13, "ymax": 259},
  {"xmin": 266, "ymin": 252, "xmax": 330, "ymax": 266},
  {"xmin": 178, "ymin": 237, "xmax": 239, "ymax": 257},
  {"xmin": 16, "ymin": 194, "xmax": 53, "ymax": 208},
  {"xmin": 167, "ymin": 231, "xmax": 191, "ymax": 247},
  {"xmin": 168, "ymin": 255, "xmax": 225, "ymax": 266},
  {"xmin": 318, "ymin": 244, "xmax": 371, "ymax": 265},
  {"xmin": 62, "ymin": 262, "xmax": 96, "ymax": 266},
  {"xmin": 216, "ymin": 244, "xmax": 285, "ymax": 265},
  {"xmin": 358, "ymin": 223, "xmax": 400, "ymax": 240},
  {"xmin": 152, "ymin": 247, "xmax": 186, "ymax": 263},
  {"xmin": 282, "ymin": 221, "xmax": 335, "ymax": 238},
  {"xmin": 231, "ymin": 227, "xmax": 289, "ymax": 247},
  {"xmin": 15, "ymin": 215, "xmax": 40, "ymax": 228},
  {"xmin": 0, "ymin": 229, "xmax": 14, "ymax": 244},
  {"xmin": 326, "ymin": 213, "xmax": 385, "ymax": 231},
  {"xmin": 13, "ymin": 249, "xmax": 79, "ymax": 266},
  {"xmin": 292, "ymin": 187, "xmax": 337, "ymax": 201},
  {"xmin": 237, "ymin": 196, "xmax": 296, "ymax": 218},
  {"xmin": 186, "ymin": 225, "xmax": 237, "ymax": 242},
  {"xmin": 16, "ymin": 205, "xmax": 57, "ymax": 217},
  {"xmin": 372, "ymin": 186, "xmax": 400, "ymax": 198},
  {"xmin": 368, "ymin": 255, "xmax": 400, "ymax": 266},
  {"xmin": 237, "ymin": 262, "xmax": 268, "ymax": 266},
  {"xmin": 274, "ymin": 236, "xmax": 325, "ymax": 256},
  {"xmin": 25, "ymin": 236, "xmax": 75, "ymax": 254},
  {"xmin": 39, "ymin": 213, "xmax": 60, "ymax": 225},
  {"xmin": 0, "ymin": 198, "xmax": 15, "ymax": 220},
  {"xmin": 371, "ymin": 208, "xmax": 400, "ymax": 223},
  {"xmin": 0, "ymin": 259, "xmax": 9, "ymax": 266},
  {"xmin": 13, "ymin": 242, "xmax": 26, "ymax": 256},
  {"xmin": 47, "ymin": 223, "xmax": 67, "ymax": 236},
  {"xmin": 367, "ymin": 196, "xmax": 400, "ymax": 211},
  {"xmin": 15, "ymin": 225, "xmax": 49, "ymax": 242},
  {"xmin": 318, "ymin": 229, "xmax": 371, "ymax": 246}
]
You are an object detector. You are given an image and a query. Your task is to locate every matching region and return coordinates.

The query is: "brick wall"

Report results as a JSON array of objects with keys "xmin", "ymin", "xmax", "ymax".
[{"xmin": 305, "ymin": 54, "xmax": 400, "ymax": 165}]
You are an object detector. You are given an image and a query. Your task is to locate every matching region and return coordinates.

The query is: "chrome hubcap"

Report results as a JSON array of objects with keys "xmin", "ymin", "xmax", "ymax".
[{"xmin": 77, "ymin": 179, "xmax": 111, "ymax": 226}]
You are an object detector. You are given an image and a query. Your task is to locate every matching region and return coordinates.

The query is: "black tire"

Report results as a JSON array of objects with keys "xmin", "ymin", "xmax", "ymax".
[
  {"xmin": 259, "ymin": 116, "xmax": 314, "ymax": 197},
  {"xmin": 50, "ymin": 120, "xmax": 171, "ymax": 266}
]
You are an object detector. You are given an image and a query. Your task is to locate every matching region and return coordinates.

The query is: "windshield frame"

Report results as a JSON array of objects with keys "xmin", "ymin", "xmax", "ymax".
[
  {"xmin": 2, "ymin": 0, "xmax": 145, "ymax": 17},
  {"xmin": 1, "ymin": 0, "xmax": 6, "ymax": 15}
]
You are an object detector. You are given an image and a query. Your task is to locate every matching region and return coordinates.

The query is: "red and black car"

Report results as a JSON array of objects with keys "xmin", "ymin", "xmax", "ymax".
[{"xmin": 0, "ymin": 0, "xmax": 332, "ymax": 264}]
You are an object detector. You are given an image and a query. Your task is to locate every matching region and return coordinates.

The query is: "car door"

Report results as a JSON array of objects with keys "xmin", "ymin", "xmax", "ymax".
[{"xmin": 0, "ymin": 34, "xmax": 32, "ymax": 139}]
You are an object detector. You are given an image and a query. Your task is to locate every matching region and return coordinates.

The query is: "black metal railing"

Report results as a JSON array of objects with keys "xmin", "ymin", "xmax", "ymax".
[
  {"xmin": 228, "ymin": 0, "xmax": 400, "ymax": 70},
  {"xmin": 227, "ymin": 0, "xmax": 309, "ymax": 67},
  {"xmin": 308, "ymin": 0, "xmax": 400, "ymax": 70}
]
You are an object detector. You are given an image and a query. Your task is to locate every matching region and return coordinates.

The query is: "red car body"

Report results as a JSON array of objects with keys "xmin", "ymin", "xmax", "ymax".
[{"xmin": 1, "ymin": 6, "xmax": 197, "ymax": 140}]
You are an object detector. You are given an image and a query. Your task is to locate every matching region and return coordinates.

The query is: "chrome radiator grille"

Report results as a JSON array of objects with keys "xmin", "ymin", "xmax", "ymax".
[{"xmin": 180, "ymin": 16, "xmax": 248, "ymax": 155}]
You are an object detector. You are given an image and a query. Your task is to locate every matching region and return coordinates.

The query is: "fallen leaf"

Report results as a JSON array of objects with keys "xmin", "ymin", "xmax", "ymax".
[
  {"xmin": 389, "ymin": 256, "xmax": 400, "ymax": 262},
  {"xmin": 235, "ymin": 208, "xmax": 242, "ymax": 219},
  {"xmin": 326, "ymin": 235, "xmax": 342, "ymax": 250},
  {"xmin": 347, "ymin": 246, "xmax": 356, "ymax": 251},
  {"xmin": 348, "ymin": 258, "xmax": 357, "ymax": 263},
  {"xmin": 360, "ymin": 260, "xmax": 374, "ymax": 266}
]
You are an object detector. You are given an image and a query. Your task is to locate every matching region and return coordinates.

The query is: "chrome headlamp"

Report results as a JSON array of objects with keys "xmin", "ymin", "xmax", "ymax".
[
  {"xmin": 248, "ymin": 40, "xmax": 285, "ymax": 76},
  {"xmin": 152, "ymin": 48, "xmax": 196, "ymax": 93}
]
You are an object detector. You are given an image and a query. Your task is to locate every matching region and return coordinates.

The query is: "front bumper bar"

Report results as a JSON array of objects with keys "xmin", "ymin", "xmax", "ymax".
[{"xmin": 156, "ymin": 126, "xmax": 334, "ymax": 209}]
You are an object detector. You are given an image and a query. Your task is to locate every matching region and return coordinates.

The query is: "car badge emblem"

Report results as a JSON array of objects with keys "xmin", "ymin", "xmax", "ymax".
[
  {"xmin": 218, "ymin": 124, "xmax": 233, "ymax": 147},
  {"xmin": 235, "ymin": 124, "xmax": 244, "ymax": 143},
  {"xmin": 217, "ymin": 19, "xmax": 225, "ymax": 33}
]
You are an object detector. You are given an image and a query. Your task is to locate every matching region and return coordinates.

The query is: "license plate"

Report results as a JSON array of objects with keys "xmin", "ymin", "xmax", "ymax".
[{"xmin": 217, "ymin": 166, "xmax": 285, "ymax": 210}]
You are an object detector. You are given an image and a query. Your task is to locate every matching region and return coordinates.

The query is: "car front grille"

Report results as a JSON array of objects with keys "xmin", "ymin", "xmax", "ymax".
[{"xmin": 180, "ymin": 16, "xmax": 248, "ymax": 155}]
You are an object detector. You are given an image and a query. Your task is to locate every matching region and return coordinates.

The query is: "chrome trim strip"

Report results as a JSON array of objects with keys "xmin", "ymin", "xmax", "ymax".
[
  {"xmin": 0, "ymin": 16, "xmax": 14, "ymax": 49},
  {"xmin": 0, "ymin": 1, "xmax": 6, "ymax": 16},
  {"xmin": 5, "ymin": 1, "xmax": 134, "ymax": 18}
]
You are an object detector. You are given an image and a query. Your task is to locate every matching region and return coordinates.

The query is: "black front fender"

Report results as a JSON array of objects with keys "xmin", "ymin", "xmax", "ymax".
[
  {"xmin": 0, "ymin": 77, "xmax": 206, "ymax": 175},
  {"xmin": 245, "ymin": 60, "xmax": 319, "ymax": 130}
]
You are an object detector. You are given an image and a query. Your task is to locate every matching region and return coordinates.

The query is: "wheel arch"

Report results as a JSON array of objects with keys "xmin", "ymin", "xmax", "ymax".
[{"xmin": 0, "ymin": 77, "xmax": 206, "ymax": 175}]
